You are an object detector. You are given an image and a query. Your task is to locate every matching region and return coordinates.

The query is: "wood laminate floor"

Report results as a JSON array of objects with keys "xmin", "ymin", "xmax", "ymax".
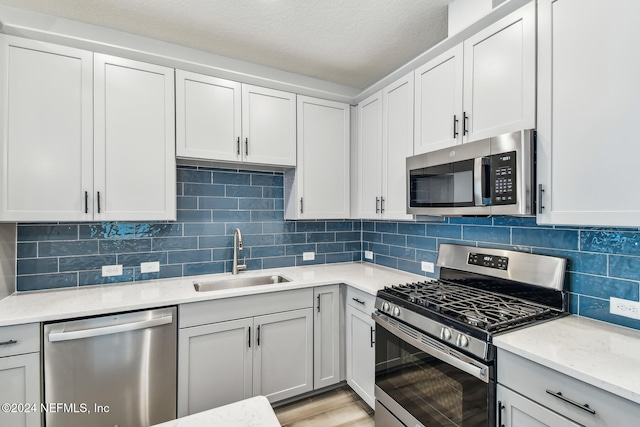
[{"xmin": 274, "ymin": 386, "xmax": 375, "ymax": 427}]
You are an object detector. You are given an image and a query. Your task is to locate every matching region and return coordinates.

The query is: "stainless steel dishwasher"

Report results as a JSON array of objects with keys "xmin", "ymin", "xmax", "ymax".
[{"xmin": 43, "ymin": 307, "xmax": 177, "ymax": 427}]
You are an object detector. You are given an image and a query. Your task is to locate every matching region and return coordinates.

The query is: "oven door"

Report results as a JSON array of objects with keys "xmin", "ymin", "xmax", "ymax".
[{"xmin": 373, "ymin": 313, "xmax": 494, "ymax": 427}]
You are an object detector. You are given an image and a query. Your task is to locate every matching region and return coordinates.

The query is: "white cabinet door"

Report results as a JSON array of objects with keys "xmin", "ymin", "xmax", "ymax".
[
  {"xmin": 313, "ymin": 285, "xmax": 341, "ymax": 389},
  {"xmin": 0, "ymin": 353, "xmax": 41, "ymax": 427},
  {"xmin": 176, "ymin": 70, "xmax": 241, "ymax": 162},
  {"xmin": 346, "ymin": 305, "xmax": 375, "ymax": 409},
  {"xmin": 497, "ymin": 385, "xmax": 581, "ymax": 427},
  {"xmin": 253, "ymin": 308, "xmax": 313, "ymax": 403},
  {"xmin": 357, "ymin": 91, "xmax": 383, "ymax": 219},
  {"xmin": 287, "ymin": 96, "xmax": 349, "ymax": 219},
  {"xmin": 414, "ymin": 44, "xmax": 464, "ymax": 154},
  {"xmin": 413, "ymin": 2, "xmax": 535, "ymax": 156},
  {"xmin": 0, "ymin": 36, "xmax": 93, "ymax": 222},
  {"xmin": 242, "ymin": 84, "xmax": 296, "ymax": 167},
  {"xmin": 94, "ymin": 54, "xmax": 176, "ymax": 221},
  {"xmin": 463, "ymin": 1, "xmax": 535, "ymax": 142},
  {"xmin": 537, "ymin": 0, "xmax": 640, "ymax": 227},
  {"xmin": 382, "ymin": 72, "xmax": 414, "ymax": 220},
  {"xmin": 178, "ymin": 318, "xmax": 253, "ymax": 417}
]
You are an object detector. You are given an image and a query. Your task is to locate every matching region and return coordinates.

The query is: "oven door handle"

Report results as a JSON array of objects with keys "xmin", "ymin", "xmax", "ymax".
[{"xmin": 373, "ymin": 313, "xmax": 489, "ymax": 383}]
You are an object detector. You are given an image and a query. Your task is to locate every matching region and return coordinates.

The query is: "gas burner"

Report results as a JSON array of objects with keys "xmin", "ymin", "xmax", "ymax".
[{"xmin": 462, "ymin": 311, "xmax": 488, "ymax": 328}]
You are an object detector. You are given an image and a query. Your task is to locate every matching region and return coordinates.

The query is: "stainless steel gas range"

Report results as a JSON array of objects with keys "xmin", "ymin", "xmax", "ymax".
[{"xmin": 373, "ymin": 244, "xmax": 568, "ymax": 427}]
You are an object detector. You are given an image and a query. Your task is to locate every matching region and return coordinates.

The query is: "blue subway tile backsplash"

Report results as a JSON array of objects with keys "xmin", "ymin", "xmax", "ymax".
[{"xmin": 14, "ymin": 166, "xmax": 640, "ymax": 331}]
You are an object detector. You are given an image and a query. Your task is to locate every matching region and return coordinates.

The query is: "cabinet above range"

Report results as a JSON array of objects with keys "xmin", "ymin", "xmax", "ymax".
[{"xmin": 414, "ymin": 1, "xmax": 535, "ymax": 154}]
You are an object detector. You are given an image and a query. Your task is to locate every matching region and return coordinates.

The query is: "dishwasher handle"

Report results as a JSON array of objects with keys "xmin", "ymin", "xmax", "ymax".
[{"xmin": 48, "ymin": 315, "xmax": 173, "ymax": 343}]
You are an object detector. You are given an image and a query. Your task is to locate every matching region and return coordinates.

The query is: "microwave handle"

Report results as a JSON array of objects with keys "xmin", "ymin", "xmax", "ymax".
[{"xmin": 473, "ymin": 157, "xmax": 490, "ymax": 206}]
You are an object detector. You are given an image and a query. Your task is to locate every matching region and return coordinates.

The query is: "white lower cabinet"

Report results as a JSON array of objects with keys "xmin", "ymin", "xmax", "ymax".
[
  {"xmin": 345, "ymin": 287, "xmax": 376, "ymax": 409},
  {"xmin": 0, "ymin": 324, "xmax": 41, "ymax": 427},
  {"xmin": 178, "ymin": 288, "xmax": 318, "ymax": 416},
  {"xmin": 178, "ymin": 318, "xmax": 253, "ymax": 415},
  {"xmin": 313, "ymin": 285, "xmax": 342, "ymax": 390},
  {"xmin": 497, "ymin": 385, "xmax": 580, "ymax": 427},
  {"xmin": 253, "ymin": 309, "xmax": 313, "ymax": 402},
  {"xmin": 497, "ymin": 349, "xmax": 640, "ymax": 427}
]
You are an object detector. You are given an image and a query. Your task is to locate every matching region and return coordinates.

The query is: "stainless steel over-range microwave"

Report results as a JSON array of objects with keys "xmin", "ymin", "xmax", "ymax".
[{"xmin": 406, "ymin": 130, "xmax": 535, "ymax": 216}]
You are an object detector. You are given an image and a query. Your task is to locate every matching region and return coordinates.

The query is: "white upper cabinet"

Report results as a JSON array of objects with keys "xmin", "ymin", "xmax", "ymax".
[
  {"xmin": 463, "ymin": 1, "xmax": 536, "ymax": 142},
  {"xmin": 413, "ymin": 2, "xmax": 535, "ymax": 154},
  {"xmin": 285, "ymin": 96, "xmax": 349, "ymax": 219},
  {"xmin": 0, "ymin": 37, "xmax": 176, "ymax": 222},
  {"xmin": 382, "ymin": 73, "xmax": 415, "ymax": 220},
  {"xmin": 176, "ymin": 70, "xmax": 242, "ymax": 162},
  {"xmin": 242, "ymin": 84, "xmax": 296, "ymax": 167},
  {"xmin": 537, "ymin": 0, "xmax": 640, "ymax": 227},
  {"xmin": 176, "ymin": 75, "xmax": 296, "ymax": 167},
  {"xmin": 357, "ymin": 91, "xmax": 383, "ymax": 219},
  {"xmin": 358, "ymin": 73, "xmax": 414, "ymax": 220},
  {"xmin": 93, "ymin": 54, "xmax": 176, "ymax": 221},
  {"xmin": 0, "ymin": 36, "xmax": 93, "ymax": 222},
  {"xmin": 414, "ymin": 45, "xmax": 464, "ymax": 153}
]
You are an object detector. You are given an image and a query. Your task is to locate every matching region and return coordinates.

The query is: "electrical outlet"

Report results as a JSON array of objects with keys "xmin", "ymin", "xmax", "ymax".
[
  {"xmin": 140, "ymin": 261, "xmax": 160, "ymax": 273},
  {"xmin": 610, "ymin": 297, "xmax": 640, "ymax": 320},
  {"xmin": 364, "ymin": 250, "xmax": 374, "ymax": 260},
  {"xmin": 102, "ymin": 264, "xmax": 123, "ymax": 277},
  {"xmin": 303, "ymin": 252, "xmax": 315, "ymax": 261},
  {"xmin": 421, "ymin": 261, "xmax": 435, "ymax": 273}
]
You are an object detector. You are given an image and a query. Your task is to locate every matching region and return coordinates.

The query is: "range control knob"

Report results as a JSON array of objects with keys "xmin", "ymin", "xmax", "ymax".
[
  {"xmin": 382, "ymin": 302, "xmax": 390, "ymax": 312},
  {"xmin": 440, "ymin": 327, "xmax": 452, "ymax": 341},
  {"xmin": 392, "ymin": 306, "xmax": 401, "ymax": 317},
  {"xmin": 456, "ymin": 334, "xmax": 470, "ymax": 348}
]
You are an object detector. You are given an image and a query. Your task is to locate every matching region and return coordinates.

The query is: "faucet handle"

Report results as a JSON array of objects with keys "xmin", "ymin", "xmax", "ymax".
[{"xmin": 240, "ymin": 256, "xmax": 247, "ymax": 270}]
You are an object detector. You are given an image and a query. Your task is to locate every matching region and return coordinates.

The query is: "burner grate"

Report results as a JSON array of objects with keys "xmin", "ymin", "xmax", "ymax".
[{"xmin": 384, "ymin": 280, "xmax": 555, "ymax": 331}]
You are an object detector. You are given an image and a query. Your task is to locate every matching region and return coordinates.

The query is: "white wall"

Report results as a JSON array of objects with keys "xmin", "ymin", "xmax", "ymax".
[{"xmin": 448, "ymin": 0, "xmax": 493, "ymax": 35}]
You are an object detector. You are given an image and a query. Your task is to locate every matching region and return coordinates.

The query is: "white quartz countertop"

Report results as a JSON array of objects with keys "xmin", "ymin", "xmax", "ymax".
[
  {"xmin": 0, "ymin": 262, "xmax": 424, "ymax": 327},
  {"xmin": 151, "ymin": 396, "xmax": 280, "ymax": 427},
  {"xmin": 493, "ymin": 315, "xmax": 640, "ymax": 405}
]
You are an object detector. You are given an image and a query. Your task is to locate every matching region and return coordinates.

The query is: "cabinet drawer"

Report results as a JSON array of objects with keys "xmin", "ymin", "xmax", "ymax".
[
  {"xmin": 346, "ymin": 286, "xmax": 376, "ymax": 315},
  {"xmin": 180, "ymin": 288, "xmax": 313, "ymax": 328},
  {"xmin": 0, "ymin": 323, "xmax": 40, "ymax": 357},
  {"xmin": 498, "ymin": 349, "xmax": 640, "ymax": 426}
]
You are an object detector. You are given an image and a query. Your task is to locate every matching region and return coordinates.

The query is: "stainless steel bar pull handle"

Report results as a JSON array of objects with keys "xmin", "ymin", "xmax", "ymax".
[
  {"xmin": 300, "ymin": 197, "xmax": 303, "ymax": 214},
  {"xmin": 453, "ymin": 115, "xmax": 459, "ymax": 138},
  {"xmin": 463, "ymin": 112, "xmax": 469, "ymax": 135},
  {"xmin": 0, "ymin": 339, "xmax": 17, "ymax": 346},
  {"xmin": 48, "ymin": 316, "xmax": 173, "ymax": 342},
  {"xmin": 245, "ymin": 138, "xmax": 248, "ymax": 156},
  {"xmin": 236, "ymin": 137, "xmax": 240, "ymax": 155},
  {"xmin": 538, "ymin": 184, "xmax": 545, "ymax": 213},
  {"xmin": 375, "ymin": 197, "xmax": 380, "ymax": 213},
  {"xmin": 380, "ymin": 197, "xmax": 385, "ymax": 213},
  {"xmin": 545, "ymin": 390, "xmax": 596, "ymax": 414}
]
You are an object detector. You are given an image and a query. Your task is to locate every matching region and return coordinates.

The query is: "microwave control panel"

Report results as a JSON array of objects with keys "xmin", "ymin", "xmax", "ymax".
[{"xmin": 491, "ymin": 151, "xmax": 517, "ymax": 205}]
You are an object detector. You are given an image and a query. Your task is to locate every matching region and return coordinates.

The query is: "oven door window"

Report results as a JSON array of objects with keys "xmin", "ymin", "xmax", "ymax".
[
  {"xmin": 376, "ymin": 324, "xmax": 489, "ymax": 427},
  {"xmin": 409, "ymin": 159, "xmax": 475, "ymax": 208}
]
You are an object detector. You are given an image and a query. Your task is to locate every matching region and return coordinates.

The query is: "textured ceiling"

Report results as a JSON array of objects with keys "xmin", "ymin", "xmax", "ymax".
[{"xmin": 0, "ymin": 0, "xmax": 450, "ymax": 89}]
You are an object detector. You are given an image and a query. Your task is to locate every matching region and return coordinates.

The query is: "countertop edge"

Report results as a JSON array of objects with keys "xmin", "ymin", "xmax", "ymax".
[{"xmin": 0, "ymin": 262, "xmax": 422, "ymax": 327}]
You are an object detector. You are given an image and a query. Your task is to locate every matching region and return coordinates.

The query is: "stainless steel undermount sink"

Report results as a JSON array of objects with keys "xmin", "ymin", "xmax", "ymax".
[{"xmin": 193, "ymin": 274, "xmax": 291, "ymax": 292}]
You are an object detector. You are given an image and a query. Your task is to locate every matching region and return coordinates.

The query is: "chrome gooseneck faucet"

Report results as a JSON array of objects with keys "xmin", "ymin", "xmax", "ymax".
[{"xmin": 232, "ymin": 228, "xmax": 247, "ymax": 274}]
